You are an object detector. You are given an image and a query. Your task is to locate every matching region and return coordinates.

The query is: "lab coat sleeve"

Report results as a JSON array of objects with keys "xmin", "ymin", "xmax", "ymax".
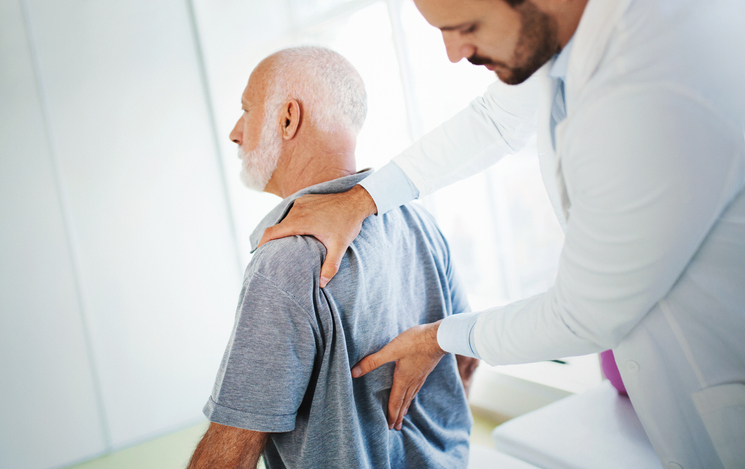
[
  {"xmin": 462, "ymin": 85, "xmax": 745, "ymax": 365},
  {"xmin": 358, "ymin": 161, "xmax": 419, "ymax": 215},
  {"xmin": 438, "ymin": 311, "xmax": 481, "ymax": 359},
  {"xmin": 392, "ymin": 74, "xmax": 540, "ymax": 199}
]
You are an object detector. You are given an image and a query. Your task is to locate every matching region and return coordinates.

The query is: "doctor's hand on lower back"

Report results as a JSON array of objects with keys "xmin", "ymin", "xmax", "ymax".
[
  {"xmin": 351, "ymin": 320, "xmax": 446, "ymax": 431},
  {"xmin": 258, "ymin": 185, "xmax": 378, "ymax": 288}
]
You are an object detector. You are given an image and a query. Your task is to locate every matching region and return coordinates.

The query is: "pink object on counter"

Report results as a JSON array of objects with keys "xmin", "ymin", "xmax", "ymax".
[{"xmin": 600, "ymin": 349, "xmax": 627, "ymax": 395}]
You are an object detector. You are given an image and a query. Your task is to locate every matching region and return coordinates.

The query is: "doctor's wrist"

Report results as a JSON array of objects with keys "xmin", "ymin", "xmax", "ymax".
[{"xmin": 349, "ymin": 184, "xmax": 378, "ymax": 217}]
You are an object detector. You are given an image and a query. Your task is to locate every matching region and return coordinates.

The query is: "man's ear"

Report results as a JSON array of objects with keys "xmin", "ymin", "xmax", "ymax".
[{"xmin": 280, "ymin": 99, "xmax": 301, "ymax": 140}]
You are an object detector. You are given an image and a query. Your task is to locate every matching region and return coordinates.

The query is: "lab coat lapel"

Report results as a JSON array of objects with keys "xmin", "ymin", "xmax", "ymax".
[
  {"xmin": 554, "ymin": 120, "xmax": 571, "ymax": 225},
  {"xmin": 568, "ymin": 0, "xmax": 634, "ymax": 95},
  {"xmin": 544, "ymin": 0, "xmax": 635, "ymax": 230},
  {"xmin": 535, "ymin": 63, "xmax": 570, "ymax": 232}
]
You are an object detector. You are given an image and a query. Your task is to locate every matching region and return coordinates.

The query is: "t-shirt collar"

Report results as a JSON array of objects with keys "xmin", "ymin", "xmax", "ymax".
[{"xmin": 249, "ymin": 169, "xmax": 373, "ymax": 252}]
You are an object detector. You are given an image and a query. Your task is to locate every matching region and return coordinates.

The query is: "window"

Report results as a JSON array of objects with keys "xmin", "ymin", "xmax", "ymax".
[{"xmin": 196, "ymin": 0, "xmax": 601, "ymax": 393}]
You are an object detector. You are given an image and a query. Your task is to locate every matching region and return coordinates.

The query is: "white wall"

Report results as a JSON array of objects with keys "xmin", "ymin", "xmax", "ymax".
[
  {"xmin": 0, "ymin": 0, "xmax": 245, "ymax": 466},
  {"xmin": 0, "ymin": 2, "xmax": 107, "ymax": 467}
]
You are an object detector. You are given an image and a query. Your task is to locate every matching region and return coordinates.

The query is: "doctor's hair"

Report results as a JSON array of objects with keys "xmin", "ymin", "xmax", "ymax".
[
  {"xmin": 503, "ymin": 0, "xmax": 527, "ymax": 6},
  {"xmin": 262, "ymin": 46, "xmax": 368, "ymax": 135}
]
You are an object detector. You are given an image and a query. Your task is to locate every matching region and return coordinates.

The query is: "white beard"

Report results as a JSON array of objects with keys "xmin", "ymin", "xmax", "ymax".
[{"xmin": 238, "ymin": 119, "xmax": 282, "ymax": 192}]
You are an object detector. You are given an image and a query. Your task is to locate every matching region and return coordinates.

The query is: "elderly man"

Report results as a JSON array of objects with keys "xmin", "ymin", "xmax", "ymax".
[{"xmin": 187, "ymin": 46, "xmax": 478, "ymax": 469}]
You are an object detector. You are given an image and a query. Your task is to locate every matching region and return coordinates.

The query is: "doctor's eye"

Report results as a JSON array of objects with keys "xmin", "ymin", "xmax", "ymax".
[{"xmin": 463, "ymin": 24, "xmax": 478, "ymax": 34}]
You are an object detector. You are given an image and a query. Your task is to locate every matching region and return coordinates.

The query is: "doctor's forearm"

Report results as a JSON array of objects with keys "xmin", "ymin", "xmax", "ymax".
[
  {"xmin": 467, "ymin": 88, "xmax": 741, "ymax": 366},
  {"xmin": 392, "ymin": 77, "xmax": 539, "ymax": 198}
]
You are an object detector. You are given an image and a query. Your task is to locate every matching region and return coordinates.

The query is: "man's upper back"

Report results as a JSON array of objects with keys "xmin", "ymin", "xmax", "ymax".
[{"xmin": 205, "ymin": 171, "xmax": 472, "ymax": 469}]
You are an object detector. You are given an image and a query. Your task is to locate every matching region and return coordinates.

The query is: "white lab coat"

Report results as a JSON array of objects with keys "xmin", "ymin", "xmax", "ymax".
[{"xmin": 393, "ymin": 0, "xmax": 745, "ymax": 467}]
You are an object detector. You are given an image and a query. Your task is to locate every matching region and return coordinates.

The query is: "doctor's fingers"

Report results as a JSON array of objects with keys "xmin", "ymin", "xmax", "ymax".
[
  {"xmin": 259, "ymin": 215, "xmax": 348, "ymax": 289},
  {"xmin": 391, "ymin": 382, "xmax": 423, "ymax": 431},
  {"xmin": 352, "ymin": 323, "xmax": 435, "ymax": 378},
  {"xmin": 258, "ymin": 191, "xmax": 368, "ymax": 287},
  {"xmin": 351, "ymin": 341, "xmax": 400, "ymax": 378},
  {"xmin": 319, "ymin": 241, "xmax": 345, "ymax": 288},
  {"xmin": 258, "ymin": 208, "xmax": 311, "ymax": 248},
  {"xmin": 387, "ymin": 382, "xmax": 406, "ymax": 429},
  {"xmin": 388, "ymin": 379, "xmax": 416, "ymax": 430}
]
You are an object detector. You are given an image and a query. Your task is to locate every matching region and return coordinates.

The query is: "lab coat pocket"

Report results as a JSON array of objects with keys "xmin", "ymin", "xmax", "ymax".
[{"xmin": 692, "ymin": 383, "xmax": 745, "ymax": 469}]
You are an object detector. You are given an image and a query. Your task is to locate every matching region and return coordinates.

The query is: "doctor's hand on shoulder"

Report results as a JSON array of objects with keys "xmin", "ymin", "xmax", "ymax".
[{"xmin": 258, "ymin": 184, "xmax": 377, "ymax": 288}]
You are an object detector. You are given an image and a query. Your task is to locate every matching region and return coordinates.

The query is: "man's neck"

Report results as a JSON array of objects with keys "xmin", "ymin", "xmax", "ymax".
[
  {"xmin": 277, "ymin": 165, "xmax": 358, "ymax": 198},
  {"xmin": 265, "ymin": 130, "xmax": 358, "ymax": 198}
]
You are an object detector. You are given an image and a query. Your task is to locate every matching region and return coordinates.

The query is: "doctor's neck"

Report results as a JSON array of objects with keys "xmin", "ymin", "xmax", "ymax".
[{"xmin": 552, "ymin": 0, "xmax": 589, "ymax": 48}]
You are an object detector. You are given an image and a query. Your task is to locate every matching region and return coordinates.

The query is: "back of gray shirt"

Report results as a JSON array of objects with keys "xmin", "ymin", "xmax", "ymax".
[{"xmin": 204, "ymin": 171, "xmax": 472, "ymax": 468}]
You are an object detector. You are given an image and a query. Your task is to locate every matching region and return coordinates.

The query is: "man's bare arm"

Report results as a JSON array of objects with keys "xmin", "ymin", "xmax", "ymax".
[
  {"xmin": 188, "ymin": 422, "xmax": 269, "ymax": 469},
  {"xmin": 258, "ymin": 185, "xmax": 378, "ymax": 288}
]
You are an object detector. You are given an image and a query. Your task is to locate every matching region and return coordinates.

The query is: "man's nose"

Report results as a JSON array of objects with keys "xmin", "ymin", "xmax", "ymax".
[
  {"xmin": 442, "ymin": 30, "xmax": 475, "ymax": 63},
  {"xmin": 229, "ymin": 117, "xmax": 242, "ymax": 145}
]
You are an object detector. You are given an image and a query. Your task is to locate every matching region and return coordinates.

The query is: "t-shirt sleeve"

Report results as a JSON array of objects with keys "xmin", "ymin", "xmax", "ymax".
[{"xmin": 204, "ymin": 270, "xmax": 317, "ymax": 433}]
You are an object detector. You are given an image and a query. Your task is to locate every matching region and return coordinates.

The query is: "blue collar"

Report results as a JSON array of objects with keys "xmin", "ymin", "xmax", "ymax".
[{"xmin": 548, "ymin": 36, "xmax": 575, "ymax": 81}]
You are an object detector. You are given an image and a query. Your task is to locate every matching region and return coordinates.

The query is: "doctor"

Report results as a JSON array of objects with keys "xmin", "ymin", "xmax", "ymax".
[{"xmin": 260, "ymin": 0, "xmax": 745, "ymax": 467}]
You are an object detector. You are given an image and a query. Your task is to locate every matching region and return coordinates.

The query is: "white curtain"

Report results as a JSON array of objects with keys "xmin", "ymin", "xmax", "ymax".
[{"xmin": 193, "ymin": 0, "xmax": 566, "ymax": 305}]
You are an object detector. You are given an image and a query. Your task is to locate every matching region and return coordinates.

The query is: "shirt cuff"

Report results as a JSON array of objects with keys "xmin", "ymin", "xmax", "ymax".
[
  {"xmin": 203, "ymin": 397, "xmax": 296, "ymax": 433},
  {"xmin": 358, "ymin": 161, "xmax": 419, "ymax": 215},
  {"xmin": 437, "ymin": 312, "xmax": 482, "ymax": 359}
]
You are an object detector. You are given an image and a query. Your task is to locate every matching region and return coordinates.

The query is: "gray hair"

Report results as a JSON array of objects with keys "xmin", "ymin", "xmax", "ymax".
[{"xmin": 262, "ymin": 46, "xmax": 367, "ymax": 134}]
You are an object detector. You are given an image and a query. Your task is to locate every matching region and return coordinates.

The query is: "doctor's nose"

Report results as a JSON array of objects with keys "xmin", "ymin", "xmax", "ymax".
[
  {"xmin": 229, "ymin": 116, "xmax": 243, "ymax": 145},
  {"xmin": 442, "ymin": 30, "xmax": 475, "ymax": 63}
]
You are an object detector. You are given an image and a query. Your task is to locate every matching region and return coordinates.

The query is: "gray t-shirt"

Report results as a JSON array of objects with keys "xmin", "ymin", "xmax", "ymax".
[{"xmin": 204, "ymin": 171, "xmax": 472, "ymax": 468}]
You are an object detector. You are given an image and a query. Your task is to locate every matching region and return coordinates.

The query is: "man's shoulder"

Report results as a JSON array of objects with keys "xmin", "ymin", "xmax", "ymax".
[
  {"xmin": 245, "ymin": 235, "xmax": 324, "ymax": 296},
  {"xmin": 390, "ymin": 202, "xmax": 449, "ymax": 254},
  {"xmin": 389, "ymin": 201, "xmax": 438, "ymax": 230}
]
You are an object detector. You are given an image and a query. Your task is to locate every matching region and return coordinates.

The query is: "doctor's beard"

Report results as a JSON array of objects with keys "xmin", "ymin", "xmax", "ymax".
[
  {"xmin": 238, "ymin": 117, "xmax": 282, "ymax": 192},
  {"xmin": 469, "ymin": 1, "xmax": 559, "ymax": 85}
]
